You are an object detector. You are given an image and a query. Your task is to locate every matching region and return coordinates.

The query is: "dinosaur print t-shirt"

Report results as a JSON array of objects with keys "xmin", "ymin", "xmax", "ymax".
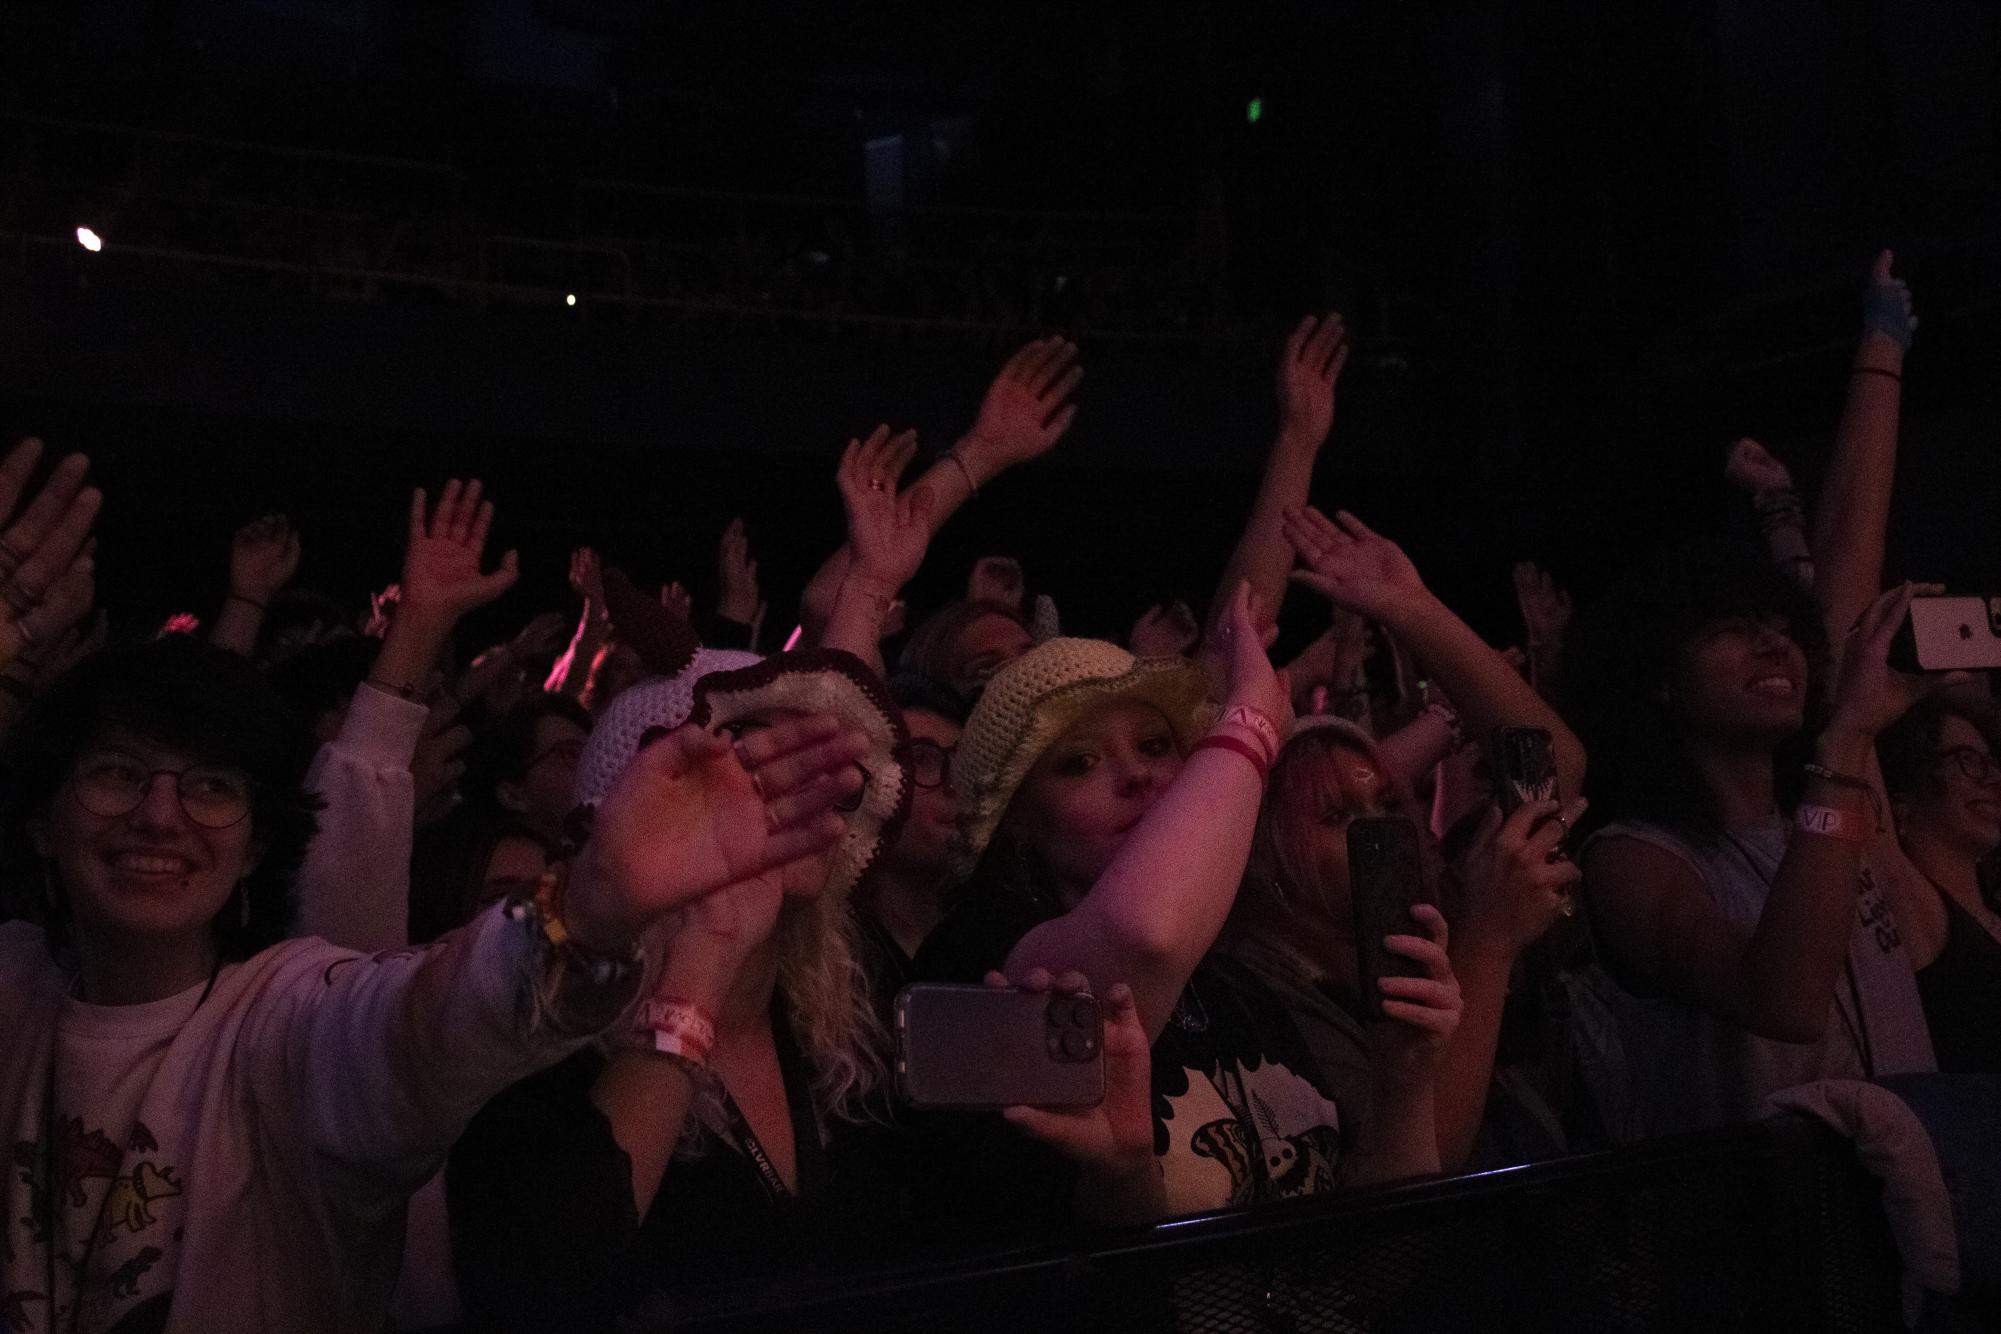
[{"xmin": 915, "ymin": 887, "xmax": 1345, "ymax": 1219}]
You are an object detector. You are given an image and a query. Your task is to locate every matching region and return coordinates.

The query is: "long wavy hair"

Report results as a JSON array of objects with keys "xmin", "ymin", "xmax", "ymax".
[
  {"xmin": 775, "ymin": 885, "xmax": 888, "ymax": 1123},
  {"xmin": 1561, "ymin": 538, "xmax": 1829, "ymax": 842}
]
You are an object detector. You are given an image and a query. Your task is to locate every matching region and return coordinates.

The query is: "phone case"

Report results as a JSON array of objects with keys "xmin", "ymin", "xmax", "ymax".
[
  {"xmin": 1889, "ymin": 597, "xmax": 2001, "ymax": 673},
  {"xmin": 894, "ymin": 984, "xmax": 1105, "ymax": 1111},
  {"xmin": 1491, "ymin": 726, "xmax": 1559, "ymax": 817},
  {"xmin": 1348, "ymin": 816, "xmax": 1434, "ymax": 1022}
]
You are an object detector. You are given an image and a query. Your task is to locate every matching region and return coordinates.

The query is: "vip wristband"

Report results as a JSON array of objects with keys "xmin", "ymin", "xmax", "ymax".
[
  {"xmin": 635, "ymin": 999, "xmax": 719, "ymax": 1068},
  {"xmin": 1796, "ymin": 803, "xmax": 1871, "ymax": 845}
]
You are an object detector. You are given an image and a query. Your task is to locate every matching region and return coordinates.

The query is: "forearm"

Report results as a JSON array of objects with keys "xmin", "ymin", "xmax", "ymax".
[
  {"xmin": 1007, "ymin": 741, "xmax": 1265, "ymax": 1040},
  {"xmin": 1429, "ymin": 946, "xmax": 1512, "ymax": 1170},
  {"xmin": 1378, "ymin": 711, "xmax": 1454, "ymax": 792},
  {"xmin": 1811, "ymin": 333, "xmax": 1905, "ymax": 634},
  {"xmin": 1073, "ymin": 1159, "xmax": 1167, "ymax": 1227},
  {"xmin": 821, "ymin": 572, "xmax": 897, "ymax": 678},
  {"xmin": 1727, "ymin": 736, "xmax": 1877, "ymax": 1039},
  {"xmin": 1207, "ymin": 436, "xmax": 1319, "ymax": 636},
  {"xmin": 1387, "ymin": 597, "xmax": 1586, "ymax": 799},
  {"xmin": 547, "ymin": 621, "xmax": 608, "ymax": 699},
  {"xmin": 1754, "ymin": 489, "xmax": 1817, "ymax": 591},
  {"xmin": 292, "ymin": 682, "xmax": 428, "ymax": 950},
  {"xmin": 1343, "ymin": 1073, "xmax": 1440, "ymax": 1187},
  {"xmin": 369, "ymin": 606, "xmax": 455, "ymax": 697},
  {"xmin": 210, "ymin": 595, "xmax": 266, "ymax": 657}
]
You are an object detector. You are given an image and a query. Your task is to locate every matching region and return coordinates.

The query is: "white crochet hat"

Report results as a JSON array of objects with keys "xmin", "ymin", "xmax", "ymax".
[
  {"xmin": 950, "ymin": 637, "xmax": 1214, "ymax": 875},
  {"xmin": 570, "ymin": 647, "xmax": 764, "ymax": 809},
  {"xmin": 689, "ymin": 649, "xmax": 912, "ymax": 902}
]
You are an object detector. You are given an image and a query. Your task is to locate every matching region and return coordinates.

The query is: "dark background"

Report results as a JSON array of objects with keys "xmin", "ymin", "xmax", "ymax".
[{"xmin": 2, "ymin": 0, "xmax": 1997, "ymax": 656}]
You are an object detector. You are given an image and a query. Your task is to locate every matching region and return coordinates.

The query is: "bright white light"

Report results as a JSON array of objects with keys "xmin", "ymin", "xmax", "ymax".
[
  {"xmin": 564, "ymin": 293, "xmax": 577, "ymax": 307},
  {"xmin": 75, "ymin": 226, "xmax": 103, "ymax": 253}
]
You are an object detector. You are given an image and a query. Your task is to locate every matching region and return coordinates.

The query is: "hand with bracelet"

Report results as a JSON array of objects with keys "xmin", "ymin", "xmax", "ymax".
[
  {"xmin": 367, "ymin": 480, "xmax": 520, "ymax": 703},
  {"xmin": 0, "ymin": 438, "xmax": 101, "ymax": 682},
  {"xmin": 1197, "ymin": 581, "xmax": 1293, "ymax": 779},
  {"xmin": 826, "ymin": 424, "xmax": 935, "ymax": 671},
  {"xmin": 953, "ymin": 337, "xmax": 1082, "ymax": 490}
]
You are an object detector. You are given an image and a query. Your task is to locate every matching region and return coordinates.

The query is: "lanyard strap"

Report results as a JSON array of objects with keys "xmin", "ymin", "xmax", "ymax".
[{"xmin": 715, "ymin": 1001, "xmax": 828, "ymax": 1204}]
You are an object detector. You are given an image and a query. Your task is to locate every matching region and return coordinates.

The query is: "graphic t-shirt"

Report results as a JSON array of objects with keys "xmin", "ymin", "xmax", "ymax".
[
  {"xmin": 913, "ymin": 884, "xmax": 1345, "ymax": 1219},
  {"xmin": 0, "ymin": 904, "xmax": 634, "ymax": 1334}
]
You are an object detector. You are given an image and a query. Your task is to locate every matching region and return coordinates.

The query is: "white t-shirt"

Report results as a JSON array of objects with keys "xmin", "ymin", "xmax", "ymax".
[{"xmin": 0, "ymin": 903, "xmax": 635, "ymax": 1334}]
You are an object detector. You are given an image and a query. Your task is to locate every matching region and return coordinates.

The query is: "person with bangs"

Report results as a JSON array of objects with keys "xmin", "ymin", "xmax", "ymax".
[{"xmin": 1220, "ymin": 505, "xmax": 1589, "ymax": 1174}]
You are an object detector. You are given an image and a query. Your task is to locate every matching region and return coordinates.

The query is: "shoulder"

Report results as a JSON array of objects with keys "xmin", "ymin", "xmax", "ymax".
[{"xmin": 0, "ymin": 920, "xmax": 66, "ymax": 1004}]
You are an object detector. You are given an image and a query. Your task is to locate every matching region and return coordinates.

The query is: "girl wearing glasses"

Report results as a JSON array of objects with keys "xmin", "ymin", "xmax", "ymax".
[
  {"xmin": 0, "ymin": 630, "xmax": 865, "ymax": 1334},
  {"xmin": 1879, "ymin": 695, "xmax": 2001, "ymax": 1071}
]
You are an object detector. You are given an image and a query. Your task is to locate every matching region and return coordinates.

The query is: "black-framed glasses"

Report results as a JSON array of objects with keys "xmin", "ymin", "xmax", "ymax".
[
  {"xmin": 901, "ymin": 739, "xmax": 956, "ymax": 791},
  {"xmin": 69, "ymin": 749, "xmax": 255, "ymax": 829},
  {"xmin": 1934, "ymin": 746, "xmax": 2001, "ymax": 785}
]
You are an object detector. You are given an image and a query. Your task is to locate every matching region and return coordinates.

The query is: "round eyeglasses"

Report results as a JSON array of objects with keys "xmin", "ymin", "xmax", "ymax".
[
  {"xmin": 901, "ymin": 739, "xmax": 956, "ymax": 791},
  {"xmin": 69, "ymin": 749, "xmax": 255, "ymax": 829},
  {"xmin": 1934, "ymin": 746, "xmax": 2001, "ymax": 786}
]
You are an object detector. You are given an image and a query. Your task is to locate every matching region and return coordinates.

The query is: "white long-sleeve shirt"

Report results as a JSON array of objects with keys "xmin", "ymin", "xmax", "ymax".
[
  {"xmin": 292, "ymin": 681, "xmax": 429, "ymax": 954},
  {"xmin": 0, "ymin": 903, "xmax": 638, "ymax": 1334}
]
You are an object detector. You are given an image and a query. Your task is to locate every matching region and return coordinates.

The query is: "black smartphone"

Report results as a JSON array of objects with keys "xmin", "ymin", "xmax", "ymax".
[
  {"xmin": 894, "ymin": 984, "xmax": 1105, "ymax": 1111},
  {"xmin": 1491, "ymin": 725, "xmax": 1559, "ymax": 818},
  {"xmin": 1348, "ymin": 816, "xmax": 1434, "ymax": 1023},
  {"xmin": 1888, "ymin": 596, "xmax": 2001, "ymax": 673}
]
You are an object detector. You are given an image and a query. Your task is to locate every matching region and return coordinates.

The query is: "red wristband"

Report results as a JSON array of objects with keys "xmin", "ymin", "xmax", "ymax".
[
  {"xmin": 636, "ymin": 999, "xmax": 718, "ymax": 1067},
  {"xmin": 1221, "ymin": 704, "xmax": 1282, "ymax": 765},
  {"xmin": 1194, "ymin": 733, "xmax": 1269, "ymax": 782}
]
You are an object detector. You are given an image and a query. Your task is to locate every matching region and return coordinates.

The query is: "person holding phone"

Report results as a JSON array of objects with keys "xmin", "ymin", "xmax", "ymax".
[
  {"xmin": 1878, "ymin": 695, "xmax": 2001, "ymax": 1071},
  {"xmin": 916, "ymin": 584, "xmax": 1384, "ymax": 1217},
  {"xmin": 1567, "ymin": 540, "xmax": 1941, "ymax": 1137},
  {"xmin": 1279, "ymin": 508, "xmax": 1589, "ymax": 1170}
]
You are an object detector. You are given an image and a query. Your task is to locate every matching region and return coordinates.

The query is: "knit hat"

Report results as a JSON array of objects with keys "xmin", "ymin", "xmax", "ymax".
[
  {"xmin": 570, "ymin": 647, "xmax": 764, "ymax": 809},
  {"xmin": 689, "ymin": 649, "xmax": 912, "ymax": 902},
  {"xmin": 950, "ymin": 637, "xmax": 1215, "ymax": 874}
]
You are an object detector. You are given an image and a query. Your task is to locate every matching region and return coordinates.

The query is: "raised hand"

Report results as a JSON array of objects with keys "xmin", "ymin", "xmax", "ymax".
[
  {"xmin": 401, "ymin": 480, "xmax": 518, "ymax": 622},
  {"xmin": 1511, "ymin": 562, "xmax": 1573, "ymax": 650},
  {"xmin": 1830, "ymin": 582, "xmax": 1968, "ymax": 740},
  {"xmin": 659, "ymin": 580, "xmax": 694, "ymax": 623},
  {"xmin": 717, "ymin": 519, "xmax": 764, "ymax": 627},
  {"xmin": 1723, "ymin": 438, "xmax": 1794, "ymax": 496},
  {"xmin": 229, "ymin": 514, "xmax": 302, "ymax": 605},
  {"xmin": 961, "ymin": 337, "xmax": 1082, "ymax": 471},
  {"xmin": 838, "ymin": 425, "xmax": 936, "ymax": 592},
  {"xmin": 563, "ymin": 715, "xmax": 869, "ymax": 949},
  {"xmin": 0, "ymin": 440, "xmax": 102, "ymax": 675},
  {"xmin": 1276, "ymin": 311, "xmax": 1351, "ymax": 449},
  {"xmin": 1209, "ymin": 580, "xmax": 1292, "ymax": 728},
  {"xmin": 992, "ymin": 970, "xmax": 1156, "ymax": 1185},
  {"xmin": 1129, "ymin": 600, "xmax": 1199, "ymax": 658},
  {"xmin": 1861, "ymin": 248, "xmax": 1916, "ymax": 350},
  {"xmin": 1457, "ymin": 798, "xmax": 1588, "ymax": 953},
  {"xmin": 968, "ymin": 556, "xmax": 1026, "ymax": 611},
  {"xmin": 1284, "ymin": 507, "xmax": 1431, "ymax": 625},
  {"xmin": 1370, "ymin": 904, "xmax": 1464, "ymax": 1080},
  {"xmin": 569, "ymin": 547, "xmax": 611, "ymax": 628}
]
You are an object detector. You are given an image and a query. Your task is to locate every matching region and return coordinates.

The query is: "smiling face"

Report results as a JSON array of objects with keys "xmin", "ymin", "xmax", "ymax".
[
  {"xmin": 1901, "ymin": 713, "xmax": 2001, "ymax": 859},
  {"xmin": 502, "ymin": 714, "xmax": 589, "ymax": 843},
  {"xmin": 877, "ymin": 708, "xmax": 963, "ymax": 878},
  {"xmin": 1669, "ymin": 611, "xmax": 1810, "ymax": 745},
  {"xmin": 1004, "ymin": 699, "xmax": 1183, "ymax": 902},
  {"xmin": 38, "ymin": 727, "xmax": 260, "ymax": 956}
]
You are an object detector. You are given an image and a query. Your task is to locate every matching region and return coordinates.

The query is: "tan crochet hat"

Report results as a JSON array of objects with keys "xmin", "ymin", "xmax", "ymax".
[
  {"xmin": 688, "ymin": 649, "xmax": 912, "ymax": 902},
  {"xmin": 950, "ymin": 637, "xmax": 1215, "ymax": 874}
]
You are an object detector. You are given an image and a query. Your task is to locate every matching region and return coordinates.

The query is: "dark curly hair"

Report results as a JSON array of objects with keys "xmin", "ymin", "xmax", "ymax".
[
  {"xmin": 0, "ymin": 637, "xmax": 324, "ymax": 961},
  {"xmin": 1562, "ymin": 538, "xmax": 1829, "ymax": 841}
]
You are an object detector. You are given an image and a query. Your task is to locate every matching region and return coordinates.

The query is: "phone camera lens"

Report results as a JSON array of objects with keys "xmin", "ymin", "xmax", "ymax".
[
  {"xmin": 1060, "ymin": 1029, "xmax": 1095, "ymax": 1060},
  {"xmin": 1070, "ymin": 998, "xmax": 1100, "ymax": 1030}
]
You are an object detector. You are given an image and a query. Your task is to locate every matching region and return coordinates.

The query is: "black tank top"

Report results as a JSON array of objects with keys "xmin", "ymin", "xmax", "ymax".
[{"xmin": 1916, "ymin": 891, "xmax": 2001, "ymax": 1073}]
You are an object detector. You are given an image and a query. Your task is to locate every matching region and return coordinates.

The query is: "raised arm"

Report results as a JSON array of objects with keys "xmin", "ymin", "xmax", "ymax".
[
  {"xmin": 1006, "ymin": 582, "xmax": 1288, "ymax": 1040},
  {"xmin": 212, "ymin": 513, "xmax": 301, "ymax": 656},
  {"xmin": 714, "ymin": 518, "xmax": 766, "ymax": 651},
  {"xmin": 0, "ymin": 439, "xmax": 99, "ymax": 737},
  {"xmin": 1511, "ymin": 562, "xmax": 1573, "ymax": 699},
  {"xmin": 1725, "ymin": 439, "xmax": 1816, "ymax": 591},
  {"xmin": 1285, "ymin": 506, "xmax": 1587, "ymax": 800},
  {"xmin": 546, "ymin": 548, "xmax": 613, "ymax": 699},
  {"xmin": 1812, "ymin": 250, "xmax": 1915, "ymax": 641},
  {"xmin": 821, "ymin": 425, "xmax": 935, "ymax": 678},
  {"xmin": 1586, "ymin": 583, "xmax": 1942, "ymax": 1041},
  {"xmin": 293, "ymin": 481, "xmax": 517, "ymax": 949},
  {"xmin": 1205, "ymin": 313, "xmax": 1349, "ymax": 639}
]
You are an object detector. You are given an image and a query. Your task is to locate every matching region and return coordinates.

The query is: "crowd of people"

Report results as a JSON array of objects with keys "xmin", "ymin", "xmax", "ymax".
[{"xmin": 0, "ymin": 247, "xmax": 1991, "ymax": 1334}]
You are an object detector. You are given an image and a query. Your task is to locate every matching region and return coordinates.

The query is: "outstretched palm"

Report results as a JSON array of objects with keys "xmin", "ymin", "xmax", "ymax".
[
  {"xmin": 1283, "ymin": 507, "xmax": 1429, "ymax": 623},
  {"xmin": 401, "ymin": 479, "xmax": 518, "ymax": 619}
]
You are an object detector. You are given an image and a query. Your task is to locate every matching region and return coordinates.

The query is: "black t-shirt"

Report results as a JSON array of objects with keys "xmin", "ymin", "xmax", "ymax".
[
  {"xmin": 448, "ymin": 1009, "xmax": 922, "ymax": 1334},
  {"xmin": 913, "ymin": 881, "xmax": 1348, "ymax": 1218}
]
